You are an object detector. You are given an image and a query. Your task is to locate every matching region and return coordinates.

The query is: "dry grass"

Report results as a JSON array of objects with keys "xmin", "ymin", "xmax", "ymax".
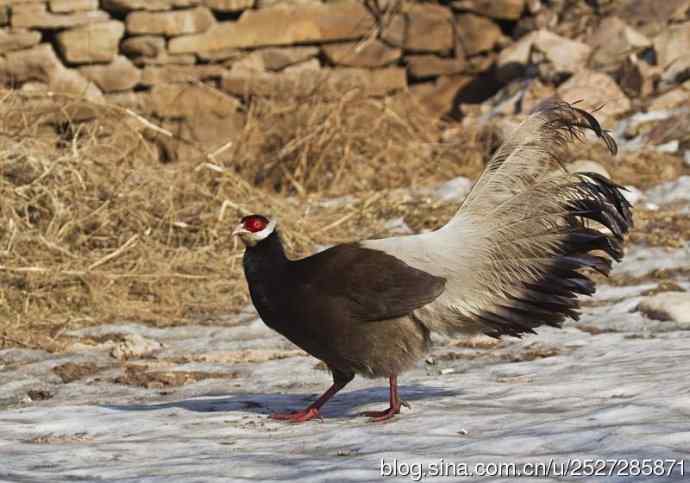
[
  {"xmin": 231, "ymin": 92, "xmax": 479, "ymax": 195},
  {"xmin": 2, "ymin": 85, "xmax": 681, "ymax": 353},
  {"xmin": 629, "ymin": 207, "xmax": 690, "ymax": 248},
  {"xmin": 0, "ymin": 89, "xmax": 481, "ymax": 351},
  {"xmin": 572, "ymin": 142, "xmax": 689, "ymax": 188}
]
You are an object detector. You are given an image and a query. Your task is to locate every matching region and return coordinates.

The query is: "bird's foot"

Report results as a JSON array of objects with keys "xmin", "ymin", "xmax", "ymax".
[
  {"xmin": 360, "ymin": 400, "xmax": 409, "ymax": 422},
  {"xmin": 270, "ymin": 407, "xmax": 321, "ymax": 423},
  {"xmin": 360, "ymin": 406, "xmax": 400, "ymax": 422}
]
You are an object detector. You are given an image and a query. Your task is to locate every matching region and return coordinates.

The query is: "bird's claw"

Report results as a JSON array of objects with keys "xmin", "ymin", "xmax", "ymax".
[
  {"xmin": 270, "ymin": 407, "xmax": 321, "ymax": 423},
  {"xmin": 359, "ymin": 406, "xmax": 400, "ymax": 422}
]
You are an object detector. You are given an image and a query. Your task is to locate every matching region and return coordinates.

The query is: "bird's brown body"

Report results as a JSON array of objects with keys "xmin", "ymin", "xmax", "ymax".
[
  {"xmin": 234, "ymin": 99, "xmax": 634, "ymax": 422},
  {"xmin": 244, "ymin": 240, "xmax": 439, "ymax": 380}
]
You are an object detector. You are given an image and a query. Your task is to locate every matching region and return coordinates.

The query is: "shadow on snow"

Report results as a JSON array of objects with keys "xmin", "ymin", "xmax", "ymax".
[{"xmin": 103, "ymin": 384, "xmax": 460, "ymax": 419}]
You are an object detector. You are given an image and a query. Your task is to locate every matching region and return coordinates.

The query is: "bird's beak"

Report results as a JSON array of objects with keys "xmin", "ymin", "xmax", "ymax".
[{"xmin": 232, "ymin": 224, "xmax": 249, "ymax": 237}]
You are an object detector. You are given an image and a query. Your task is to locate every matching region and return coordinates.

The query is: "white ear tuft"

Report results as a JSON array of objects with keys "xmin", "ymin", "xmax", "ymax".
[{"xmin": 253, "ymin": 217, "xmax": 277, "ymax": 242}]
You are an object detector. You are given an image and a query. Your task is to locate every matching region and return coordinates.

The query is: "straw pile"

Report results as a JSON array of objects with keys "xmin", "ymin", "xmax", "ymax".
[{"xmin": 0, "ymin": 89, "xmax": 483, "ymax": 350}]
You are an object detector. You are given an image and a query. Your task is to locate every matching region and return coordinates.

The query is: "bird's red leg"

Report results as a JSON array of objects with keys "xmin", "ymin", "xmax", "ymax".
[
  {"xmin": 361, "ymin": 376, "xmax": 407, "ymax": 422},
  {"xmin": 270, "ymin": 371, "xmax": 352, "ymax": 423}
]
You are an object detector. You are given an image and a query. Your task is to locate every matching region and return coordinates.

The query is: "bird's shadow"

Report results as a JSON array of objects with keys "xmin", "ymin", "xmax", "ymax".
[{"xmin": 103, "ymin": 384, "xmax": 459, "ymax": 419}]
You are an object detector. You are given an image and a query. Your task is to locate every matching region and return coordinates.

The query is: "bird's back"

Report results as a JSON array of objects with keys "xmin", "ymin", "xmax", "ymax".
[{"xmin": 244, "ymin": 240, "xmax": 443, "ymax": 376}]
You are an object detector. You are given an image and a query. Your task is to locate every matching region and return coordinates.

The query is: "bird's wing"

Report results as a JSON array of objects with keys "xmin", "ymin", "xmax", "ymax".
[
  {"xmin": 289, "ymin": 243, "xmax": 445, "ymax": 322},
  {"xmin": 362, "ymin": 99, "xmax": 633, "ymax": 337}
]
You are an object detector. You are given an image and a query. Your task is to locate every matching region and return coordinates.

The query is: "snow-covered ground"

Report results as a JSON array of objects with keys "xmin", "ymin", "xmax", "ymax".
[{"xmin": 2, "ymin": 180, "xmax": 690, "ymax": 482}]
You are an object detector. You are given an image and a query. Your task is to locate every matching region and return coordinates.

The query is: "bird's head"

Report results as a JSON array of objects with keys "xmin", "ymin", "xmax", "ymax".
[{"xmin": 232, "ymin": 214, "xmax": 277, "ymax": 248}]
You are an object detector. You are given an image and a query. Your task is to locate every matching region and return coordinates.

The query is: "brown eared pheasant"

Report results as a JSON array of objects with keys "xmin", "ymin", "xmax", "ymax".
[{"xmin": 232, "ymin": 99, "xmax": 633, "ymax": 423}]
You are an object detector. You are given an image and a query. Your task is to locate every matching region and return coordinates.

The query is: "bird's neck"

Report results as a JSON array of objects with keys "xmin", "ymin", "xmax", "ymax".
[{"xmin": 243, "ymin": 231, "xmax": 289, "ymax": 279}]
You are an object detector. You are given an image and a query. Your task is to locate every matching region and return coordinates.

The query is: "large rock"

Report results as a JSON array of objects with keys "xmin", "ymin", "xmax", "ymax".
[
  {"xmin": 122, "ymin": 36, "xmax": 196, "ymax": 65},
  {"xmin": 281, "ymin": 59, "xmax": 320, "ymax": 73},
  {"xmin": 406, "ymin": 55, "xmax": 466, "ymax": 78},
  {"xmin": 140, "ymin": 64, "xmax": 226, "ymax": 85},
  {"xmin": 150, "ymin": 83, "xmax": 241, "ymax": 118},
  {"xmin": 410, "ymin": 75, "xmax": 473, "ymax": 118},
  {"xmin": 225, "ymin": 51, "xmax": 268, "ymax": 73},
  {"xmin": 48, "ymin": 68, "xmax": 103, "ymax": 102},
  {"xmin": 2, "ymin": 43, "xmax": 104, "ymax": 104},
  {"xmin": 404, "ymin": 4, "xmax": 454, "ymax": 53},
  {"xmin": 3, "ymin": 44, "xmax": 63, "ymax": 83},
  {"xmin": 6, "ymin": 55, "xmax": 105, "ymax": 107},
  {"xmin": 557, "ymin": 70, "xmax": 631, "ymax": 121},
  {"xmin": 49, "ymin": 0, "xmax": 99, "ymax": 12},
  {"xmin": 611, "ymin": 0, "xmax": 690, "ymax": 37},
  {"xmin": 649, "ymin": 83, "xmax": 690, "ymax": 111},
  {"xmin": 121, "ymin": 36, "xmax": 166, "ymax": 58},
  {"xmin": 498, "ymin": 29, "xmax": 591, "ymax": 80},
  {"xmin": 196, "ymin": 47, "xmax": 242, "ymax": 62},
  {"xmin": 57, "ymin": 20, "xmax": 125, "ymax": 64},
  {"xmin": 102, "ymin": 0, "xmax": 200, "ymax": 11},
  {"xmin": 255, "ymin": 0, "xmax": 320, "ymax": 5},
  {"xmin": 203, "ymin": 0, "xmax": 254, "ymax": 11},
  {"xmin": 654, "ymin": 21, "xmax": 690, "ymax": 69},
  {"xmin": 482, "ymin": 78, "xmax": 555, "ymax": 116},
  {"xmin": 518, "ymin": 78, "xmax": 556, "ymax": 113},
  {"xmin": 0, "ymin": 28, "xmax": 41, "ymax": 54},
  {"xmin": 589, "ymin": 17, "xmax": 651, "ymax": 70},
  {"xmin": 157, "ymin": 111, "xmax": 246, "ymax": 164},
  {"xmin": 639, "ymin": 292, "xmax": 690, "ymax": 323},
  {"xmin": 221, "ymin": 67, "xmax": 406, "ymax": 98},
  {"xmin": 104, "ymin": 91, "xmax": 153, "ymax": 113},
  {"xmin": 451, "ymin": 0, "xmax": 525, "ymax": 20},
  {"xmin": 126, "ymin": 7, "xmax": 215, "ymax": 36},
  {"xmin": 249, "ymin": 46, "xmax": 318, "ymax": 71},
  {"xmin": 615, "ymin": 56, "xmax": 656, "ymax": 98},
  {"xmin": 381, "ymin": 13, "xmax": 405, "ymax": 47},
  {"xmin": 456, "ymin": 14, "xmax": 504, "ymax": 56},
  {"xmin": 79, "ymin": 55, "xmax": 141, "ymax": 92},
  {"xmin": 222, "ymin": 46, "xmax": 318, "ymax": 72},
  {"xmin": 5, "ymin": 88, "xmax": 103, "ymax": 126},
  {"xmin": 322, "ymin": 40, "xmax": 401, "ymax": 68},
  {"xmin": 11, "ymin": 3, "xmax": 109, "ymax": 29},
  {"xmin": 659, "ymin": 55, "xmax": 690, "ymax": 90},
  {"xmin": 169, "ymin": 1, "xmax": 374, "ymax": 53},
  {"xmin": 133, "ymin": 52, "xmax": 197, "ymax": 66}
]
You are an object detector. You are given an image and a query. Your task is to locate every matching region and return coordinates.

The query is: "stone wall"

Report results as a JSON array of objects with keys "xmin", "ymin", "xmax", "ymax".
[{"xmin": 1, "ymin": 0, "xmax": 689, "ymax": 160}]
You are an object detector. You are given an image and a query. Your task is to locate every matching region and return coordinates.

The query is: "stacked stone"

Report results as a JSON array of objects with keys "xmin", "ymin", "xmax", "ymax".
[
  {"xmin": 0, "ymin": 1, "xmax": 521, "ymax": 109},
  {"xmin": 0, "ymin": 0, "xmax": 688, "ymax": 160}
]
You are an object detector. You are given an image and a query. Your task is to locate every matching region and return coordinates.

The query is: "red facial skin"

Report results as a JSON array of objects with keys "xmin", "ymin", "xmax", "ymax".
[{"xmin": 242, "ymin": 216, "xmax": 268, "ymax": 233}]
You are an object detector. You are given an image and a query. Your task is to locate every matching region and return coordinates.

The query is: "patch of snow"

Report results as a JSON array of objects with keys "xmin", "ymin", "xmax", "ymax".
[
  {"xmin": 591, "ymin": 282, "xmax": 658, "ymax": 302},
  {"xmin": 655, "ymin": 139, "xmax": 680, "ymax": 153},
  {"xmin": 3, "ymin": 243, "xmax": 690, "ymax": 481},
  {"xmin": 639, "ymin": 292, "xmax": 690, "ymax": 324},
  {"xmin": 613, "ymin": 243, "xmax": 690, "ymax": 278},
  {"xmin": 2, "ymin": 328, "xmax": 690, "ymax": 482},
  {"xmin": 613, "ymin": 107, "xmax": 689, "ymax": 152},
  {"xmin": 622, "ymin": 185, "xmax": 644, "ymax": 206},
  {"xmin": 383, "ymin": 217, "xmax": 413, "ymax": 235},
  {"xmin": 111, "ymin": 334, "xmax": 163, "ymax": 361},
  {"xmin": 645, "ymin": 176, "xmax": 690, "ymax": 206},
  {"xmin": 428, "ymin": 176, "xmax": 473, "ymax": 203}
]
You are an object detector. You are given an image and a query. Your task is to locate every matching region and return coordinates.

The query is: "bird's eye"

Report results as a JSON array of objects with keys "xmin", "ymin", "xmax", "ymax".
[{"xmin": 243, "ymin": 216, "xmax": 268, "ymax": 233}]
